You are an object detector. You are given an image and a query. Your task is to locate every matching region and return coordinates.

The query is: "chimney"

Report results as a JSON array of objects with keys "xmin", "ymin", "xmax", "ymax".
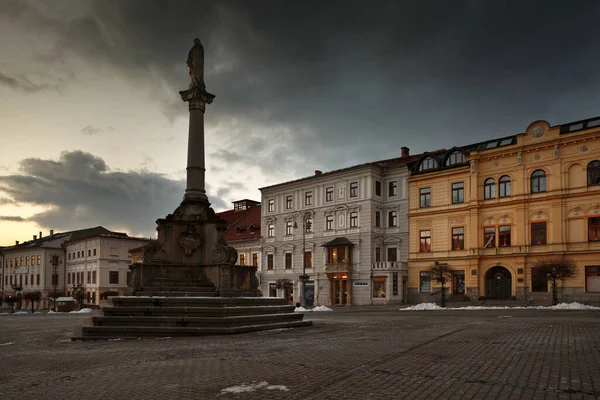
[
  {"xmin": 315, "ymin": 170, "xmax": 322, "ymax": 175},
  {"xmin": 50, "ymin": 229, "xmax": 54, "ymax": 236},
  {"xmin": 33, "ymin": 235, "xmax": 37, "ymax": 240},
  {"xmin": 401, "ymin": 147, "xmax": 410, "ymax": 158},
  {"xmin": 39, "ymin": 231, "xmax": 42, "ymax": 238},
  {"xmin": 15, "ymin": 240, "xmax": 19, "ymax": 245}
]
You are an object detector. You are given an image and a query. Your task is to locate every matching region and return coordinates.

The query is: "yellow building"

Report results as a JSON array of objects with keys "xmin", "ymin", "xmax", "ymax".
[{"xmin": 407, "ymin": 116, "xmax": 600, "ymax": 303}]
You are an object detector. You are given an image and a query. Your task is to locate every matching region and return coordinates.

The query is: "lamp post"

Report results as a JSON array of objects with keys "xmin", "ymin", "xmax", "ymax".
[
  {"xmin": 51, "ymin": 255, "xmax": 59, "ymax": 312},
  {"xmin": 293, "ymin": 212, "xmax": 311, "ymax": 308}
]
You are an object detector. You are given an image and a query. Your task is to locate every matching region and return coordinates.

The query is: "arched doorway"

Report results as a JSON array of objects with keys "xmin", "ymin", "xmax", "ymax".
[{"xmin": 485, "ymin": 266, "xmax": 512, "ymax": 299}]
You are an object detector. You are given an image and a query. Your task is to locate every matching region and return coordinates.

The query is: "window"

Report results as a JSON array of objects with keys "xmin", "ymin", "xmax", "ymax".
[
  {"xmin": 239, "ymin": 254, "xmax": 246, "ymax": 265},
  {"xmin": 388, "ymin": 211, "xmax": 397, "ymax": 227},
  {"xmin": 267, "ymin": 254, "xmax": 274, "ymax": 270},
  {"xmin": 68, "ymin": 273, "xmax": 71, "ymax": 284},
  {"xmin": 531, "ymin": 267, "xmax": 549, "ymax": 292},
  {"xmin": 499, "ymin": 225, "xmax": 511, "ymax": 247},
  {"xmin": 25, "ymin": 256, "xmax": 29, "ymax": 265},
  {"xmin": 350, "ymin": 212, "xmax": 358, "ymax": 228},
  {"xmin": 286, "ymin": 195, "xmax": 293, "ymax": 209},
  {"xmin": 588, "ymin": 161, "xmax": 600, "ymax": 186},
  {"xmin": 285, "ymin": 253, "xmax": 292, "ymax": 269},
  {"xmin": 420, "ymin": 188, "xmax": 430, "ymax": 208},
  {"xmin": 326, "ymin": 187, "xmax": 333, "ymax": 202},
  {"xmin": 387, "ymin": 247, "xmax": 397, "ymax": 262},
  {"xmin": 375, "ymin": 211, "xmax": 381, "ymax": 228},
  {"xmin": 285, "ymin": 221, "xmax": 293, "ymax": 235},
  {"xmin": 418, "ymin": 157, "xmax": 437, "ymax": 171},
  {"xmin": 531, "ymin": 222, "xmax": 547, "ymax": 245},
  {"xmin": 88, "ymin": 249, "xmax": 91, "ymax": 257},
  {"xmin": 350, "ymin": 182, "xmax": 358, "ymax": 198},
  {"xmin": 92, "ymin": 271, "xmax": 97, "ymax": 284},
  {"xmin": 446, "ymin": 151, "xmax": 465, "ymax": 165},
  {"xmin": 484, "ymin": 227, "xmax": 496, "ymax": 248},
  {"xmin": 499, "ymin": 175, "xmax": 511, "ymax": 197},
  {"xmin": 36, "ymin": 274, "xmax": 40, "ymax": 285},
  {"xmin": 589, "ymin": 217, "xmax": 600, "ymax": 242},
  {"xmin": 420, "ymin": 230, "xmax": 431, "ymax": 252},
  {"xmin": 252, "ymin": 253, "xmax": 258, "ymax": 266},
  {"xmin": 305, "ymin": 191, "xmax": 312, "ymax": 206},
  {"xmin": 585, "ymin": 266, "xmax": 600, "ymax": 292},
  {"xmin": 375, "ymin": 180, "xmax": 381, "ymax": 196},
  {"xmin": 25, "ymin": 275, "xmax": 28, "ymax": 285},
  {"xmin": 93, "ymin": 249, "xmax": 96, "ymax": 256},
  {"xmin": 268, "ymin": 224, "xmax": 274, "ymax": 238},
  {"xmin": 452, "ymin": 182, "xmax": 464, "ymax": 204},
  {"xmin": 388, "ymin": 181, "xmax": 397, "ymax": 197},
  {"xmin": 531, "ymin": 170, "xmax": 547, "ymax": 193},
  {"xmin": 52, "ymin": 274, "xmax": 58, "ymax": 286},
  {"xmin": 452, "ymin": 227, "xmax": 464, "ymax": 250},
  {"xmin": 373, "ymin": 277, "xmax": 386, "ymax": 298},
  {"xmin": 326, "ymin": 216, "xmax": 334, "ymax": 230},
  {"xmin": 304, "ymin": 252, "xmax": 312, "ymax": 269},
  {"xmin": 87, "ymin": 271, "xmax": 90, "ymax": 283},
  {"xmin": 484, "ymin": 178, "xmax": 496, "ymax": 199},
  {"xmin": 268, "ymin": 199, "xmax": 275, "ymax": 212},
  {"xmin": 109, "ymin": 271, "xmax": 119, "ymax": 284},
  {"xmin": 68, "ymin": 253, "xmax": 71, "ymax": 260},
  {"xmin": 20, "ymin": 256, "xmax": 23, "ymax": 265},
  {"xmin": 375, "ymin": 246, "xmax": 381, "ymax": 262},
  {"xmin": 420, "ymin": 271, "xmax": 431, "ymax": 292}
]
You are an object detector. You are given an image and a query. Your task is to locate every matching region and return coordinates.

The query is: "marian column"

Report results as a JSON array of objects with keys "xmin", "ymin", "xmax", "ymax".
[{"xmin": 179, "ymin": 38, "xmax": 215, "ymax": 204}]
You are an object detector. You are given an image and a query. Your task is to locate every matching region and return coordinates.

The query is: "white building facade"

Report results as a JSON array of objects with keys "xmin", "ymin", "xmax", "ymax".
[{"xmin": 260, "ymin": 149, "xmax": 415, "ymax": 306}]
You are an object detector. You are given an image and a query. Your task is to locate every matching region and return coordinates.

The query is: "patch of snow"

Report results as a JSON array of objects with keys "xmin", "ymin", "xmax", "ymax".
[
  {"xmin": 0, "ymin": 342, "xmax": 15, "ymax": 346},
  {"xmin": 13, "ymin": 311, "xmax": 29, "ymax": 315},
  {"xmin": 69, "ymin": 308, "xmax": 92, "ymax": 314},
  {"xmin": 220, "ymin": 381, "xmax": 289, "ymax": 395},
  {"xmin": 48, "ymin": 310, "xmax": 56, "ymax": 313},
  {"xmin": 294, "ymin": 306, "xmax": 309, "ymax": 312},
  {"xmin": 312, "ymin": 305, "xmax": 333, "ymax": 312},
  {"xmin": 547, "ymin": 302, "xmax": 600, "ymax": 310},
  {"xmin": 400, "ymin": 303, "xmax": 444, "ymax": 311}
]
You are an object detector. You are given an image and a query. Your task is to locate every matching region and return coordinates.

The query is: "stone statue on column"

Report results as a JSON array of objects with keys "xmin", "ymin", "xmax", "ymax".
[{"xmin": 187, "ymin": 38, "xmax": 205, "ymax": 89}]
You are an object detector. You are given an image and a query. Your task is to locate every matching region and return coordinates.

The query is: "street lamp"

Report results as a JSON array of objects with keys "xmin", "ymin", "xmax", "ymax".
[
  {"xmin": 51, "ymin": 255, "xmax": 59, "ymax": 312},
  {"xmin": 293, "ymin": 212, "xmax": 312, "ymax": 308}
]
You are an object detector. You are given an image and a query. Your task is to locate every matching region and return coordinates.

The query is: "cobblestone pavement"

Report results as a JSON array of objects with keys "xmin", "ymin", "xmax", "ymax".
[{"xmin": 0, "ymin": 308, "xmax": 599, "ymax": 399}]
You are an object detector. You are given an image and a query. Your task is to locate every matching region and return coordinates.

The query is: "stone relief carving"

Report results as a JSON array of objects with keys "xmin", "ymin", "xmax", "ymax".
[
  {"xmin": 143, "ymin": 242, "xmax": 168, "ymax": 264},
  {"xmin": 173, "ymin": 203, "xmax": 208, "ymax": 221},
  {"xmin": 178, "ymin": 226, "xmax": 202, "ymax": 256}
]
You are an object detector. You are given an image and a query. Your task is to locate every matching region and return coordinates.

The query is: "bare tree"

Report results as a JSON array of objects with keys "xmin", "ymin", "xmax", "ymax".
[
  {"xmin": 275, "ymin": 279, "xmax": 294, "ymax": 305},
  {"xmin": 429, "ymin": 262, "xmax": 454, "ymax": 308},
  {"xmin": 24, "ymin": 291, "xmax": 42, "ymax": 313},
  {"xmin": 532, "ymin": 256, "xmax": 577, "ymax": 305}
]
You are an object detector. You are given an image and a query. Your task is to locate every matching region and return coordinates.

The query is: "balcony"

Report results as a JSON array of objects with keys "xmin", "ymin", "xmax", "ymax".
[
  {"xmin": 372, "ymin": 261, "xmax": 407, "ymax": 272},
  {"xmin": 324, "ymin": 263, "xmax": 351, "ymax": 273}
]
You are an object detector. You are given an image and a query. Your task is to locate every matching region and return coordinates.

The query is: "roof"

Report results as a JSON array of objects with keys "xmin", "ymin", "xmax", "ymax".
[
  {"xmin": 321, "ymin": 237, "xmax": 355, "ymax": 247},
  {"xmin": 216, "ymin": 203, "xmax": 262, "ymax": 242},
  {"xmin": 0, "ymin": 226, "xmax": 126, "ymax": 252},
  {"xmin": 259, "ymin": 154, "xmax": 422, "ymax": 191}
]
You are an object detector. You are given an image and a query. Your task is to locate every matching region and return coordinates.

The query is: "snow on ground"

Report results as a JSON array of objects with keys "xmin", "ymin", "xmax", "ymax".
[
  {"xmin": 294, "ymin": 306, "xmax": 309, "ymax": 312},
  {"xmin": 69, "ymin": 308, "xmax": 93, "ymax": 314},
  {"xmin": 0, "ymin": 342, "xmax": 15, "ymax": 346},
  {"xmin": 220, "ymin": 381, "xmax": 289, "ymax": 395},
  {"xmin": 400, "ymin": 302, "xmax": 600, "ymax": 311},
  {"xmin": 295, "ymin": 305, "xmax": 334, "ymax": 312}
]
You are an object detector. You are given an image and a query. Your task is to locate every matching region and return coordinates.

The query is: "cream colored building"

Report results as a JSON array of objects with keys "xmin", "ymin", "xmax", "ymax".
[
  {"xmin": 65, "ymin": 232, "xmax": 150, "ymax": 305},
  {"xmin": 260, "ymin": 148, "xmax": 417, "ymax": 306},
  {"xmin": 407, "ymin": 116, "xmax": 600, "ymax": 303}
]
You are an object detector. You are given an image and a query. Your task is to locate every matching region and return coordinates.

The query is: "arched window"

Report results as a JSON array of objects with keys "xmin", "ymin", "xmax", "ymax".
[
  {"xmin": 418, "ymin": 157, "xmax": 437, "ymax": 171},
  {"xmin": 499, "ymin": 175, "xmax": 511, "ymax": 197},
  {"xmin": 446, "ymin": 151, "xmax": 465, "ymax": 166},
  {"xmin": 588, "ymin": 160, "xmax": 600, "ymax": 186},
  {"xmin": 484, "ymin": 178, "xmax": 496, "ymax": 199},
  {"xmin": 531, "ymin": 170, "xmax": 546, "ymax": 193}
]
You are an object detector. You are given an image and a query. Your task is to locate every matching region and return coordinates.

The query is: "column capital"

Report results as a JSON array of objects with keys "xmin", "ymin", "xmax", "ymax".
[{"xmin": 179, "ymin": 86, "xmax": 215, "ymax": 112}]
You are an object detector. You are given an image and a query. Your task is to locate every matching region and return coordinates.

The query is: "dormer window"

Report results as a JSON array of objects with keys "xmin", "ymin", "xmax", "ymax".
[
  {"xmin": 236, "ymin": 226, "xmax": 242, "ymax": 235},
  {"xmin": 418, "ymin": 157, "xmax": 437, "ymax": 171},
  {"xmin": 446, "ymin": 151, "xmax": 465, "ymax": 166},
  {"xmin": 249, "ymin": 224, "xmax": 256, "ymax": 233}
]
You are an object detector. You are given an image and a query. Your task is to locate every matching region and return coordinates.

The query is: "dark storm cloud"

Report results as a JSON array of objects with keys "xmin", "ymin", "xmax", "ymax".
[
  {"xmin": 5, "ymin": 1, "xmax": 600, "ymax": 180},
  {"xmin": 0, "ymin": 216, "xmax": 26, "ymax": 222},
  {"xmin": 81, "ymin": 125, "xmax": 115, "ymax": 135},
  {"xmin": 0, "ymin": 70, "xmax": 62, "ymax": 93},
  {"xmin": 0, "ymin": 151, "xmax": 235, "ymax": 235}
]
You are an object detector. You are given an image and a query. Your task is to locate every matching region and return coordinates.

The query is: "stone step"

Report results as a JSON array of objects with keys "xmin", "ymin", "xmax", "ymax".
[
  {"xmin": 133, "ymin": 291, "xmax": 219, "ymax": 298},
  {"xmin": 139, "ymin": 286, "xmax": 216, "ymax": 292},
  {"xmin": 92, "ymin": 313, "xmax": 303, "ymax": 327},
  {"xmin": 102, "ymin": 305, "xmax": 296, "ymax": 317},
  {"xmin": 146, "ymin": 282, "xmax": 215, "ymax": 288},
  {"xmin": 73, "ymin": 320, "xmax": 313, "ymax": 340},
  {"xmin": 108, "ymin": 296, "xmax": 288, "ymax": 308}
]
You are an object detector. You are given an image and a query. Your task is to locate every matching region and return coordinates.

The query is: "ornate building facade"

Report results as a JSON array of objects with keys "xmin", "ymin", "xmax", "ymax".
[
  {"xmin": 407, "ymin": 116, "xmax": 600, "ymax": 303},
  {"xmin": 260, "ymin": 148, "xmax": 417, "ymax": 306}
]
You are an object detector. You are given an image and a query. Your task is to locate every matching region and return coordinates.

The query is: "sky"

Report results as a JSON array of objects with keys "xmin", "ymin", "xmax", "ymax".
[{"xmin": 1, "ymin": 0, "xmax": 600, "ymax": 245}]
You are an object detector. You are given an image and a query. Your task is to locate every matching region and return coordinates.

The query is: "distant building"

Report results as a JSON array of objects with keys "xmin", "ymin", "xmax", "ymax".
[
  {"xmin": 260, "ymin": 147, "xmax": 418, "ymax": 306},
  {"xmin": 216, "ymin": 199, "xmax": 262, "ymax": 285},
  {"xmin": 407, "ymin": 116, "xmax": 600, "ymax": 303},
  {"xmin": 64, "ymin": 231, "xmax": 150, "ymax": 305}
]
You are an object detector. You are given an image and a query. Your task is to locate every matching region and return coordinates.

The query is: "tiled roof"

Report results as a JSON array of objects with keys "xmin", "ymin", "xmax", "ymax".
[
  {"xmin": 1, "ymin": 226, "xmax": 126, "ymax": 252},
  {"xmin": 216, "ymin": 203, "xmax": 262, "ymax": 242}
]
